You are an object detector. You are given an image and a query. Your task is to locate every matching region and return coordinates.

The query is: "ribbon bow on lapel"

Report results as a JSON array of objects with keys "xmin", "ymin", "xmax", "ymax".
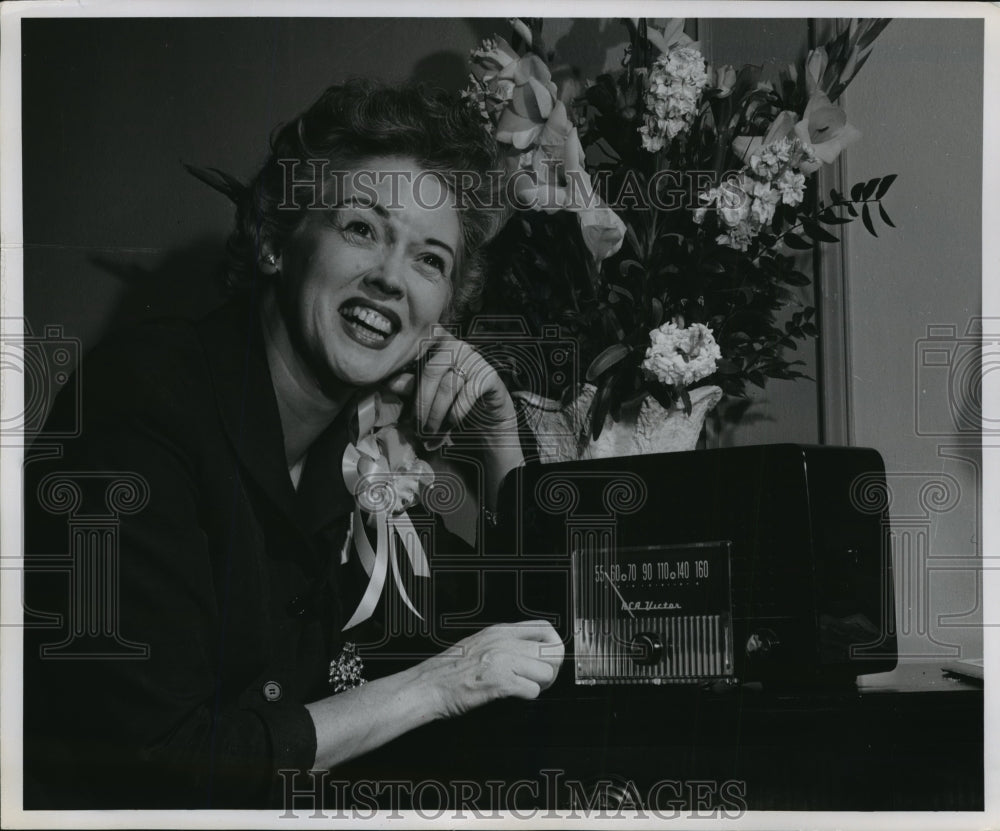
[{"xmin": 340, "ymin": 391, "xmax": 434, "ymax": 630}]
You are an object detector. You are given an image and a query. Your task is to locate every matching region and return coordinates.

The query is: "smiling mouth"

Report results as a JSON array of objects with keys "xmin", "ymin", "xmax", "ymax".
[{"xmin": 339, "ymin": 301, "xmax": 400, "ymax": 347}]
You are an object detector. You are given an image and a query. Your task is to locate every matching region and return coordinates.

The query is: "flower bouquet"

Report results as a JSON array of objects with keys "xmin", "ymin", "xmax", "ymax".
[{"xmin": 465, "ymin": 17, "xmax": 896, "ymax": 451}]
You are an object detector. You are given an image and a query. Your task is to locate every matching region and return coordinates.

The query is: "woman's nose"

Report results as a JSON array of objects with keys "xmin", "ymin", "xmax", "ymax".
[{"xmin": 362, "ymin": 250, "xmax": 406, "ymax": 297}]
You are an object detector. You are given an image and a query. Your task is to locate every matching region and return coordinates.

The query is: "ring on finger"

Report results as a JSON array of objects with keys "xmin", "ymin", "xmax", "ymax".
[{"xmin": 451, "ymin": 365, "xmax": 468, "ymax": 381}]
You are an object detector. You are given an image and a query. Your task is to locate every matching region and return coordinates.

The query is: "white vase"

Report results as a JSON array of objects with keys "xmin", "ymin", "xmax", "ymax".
[{"xmin": 513, "ymin": 385, "xmax": 723, "ymax": 464}]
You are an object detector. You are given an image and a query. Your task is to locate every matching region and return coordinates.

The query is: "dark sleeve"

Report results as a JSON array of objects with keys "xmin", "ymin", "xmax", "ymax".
[{"xmin": 23, "ymin": 329, "xmax": 316, "ymax": 809}]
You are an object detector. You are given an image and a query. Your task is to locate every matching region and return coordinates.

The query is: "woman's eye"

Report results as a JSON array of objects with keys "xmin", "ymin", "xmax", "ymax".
[
  {"xmin": 419, "ymin": 253, "xmax": 447, "ymax": 275},
  {"xmin": 345, "ymin": 220, "xmax": 374, "ymax": 239}
]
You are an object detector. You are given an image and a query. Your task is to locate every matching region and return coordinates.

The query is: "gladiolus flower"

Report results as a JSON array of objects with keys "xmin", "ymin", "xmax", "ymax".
[
  {"xmin": 708, "ymin": 64, "xmax": 737, "ymax": 97},
  {"xmin": 804, "ymin": 47, "xmax": 829, "ymax": 95},
  {"xmin": 644, "ymin": 18, "xmax": 692, "ymax": 54},
  {"xmin": 483, "ymin": 41, "xmax": 624, "ymax": 263},
  {"xmin": 793, "ymin": 92, "xmax": 861, "ymax": 173}
]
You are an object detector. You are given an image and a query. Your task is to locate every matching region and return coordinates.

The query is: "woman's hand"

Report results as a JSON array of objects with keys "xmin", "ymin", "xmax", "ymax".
[
  {"xmin": 306, "ymin": 620, "xmax": 564, "ymax": 770},
  {"xmin": 381, "ymin": 328, "xmax": 525, "ymax": 508},
  {"xmin": 419, "ymin": 621, "xmax": 565, "ymax": 719}
]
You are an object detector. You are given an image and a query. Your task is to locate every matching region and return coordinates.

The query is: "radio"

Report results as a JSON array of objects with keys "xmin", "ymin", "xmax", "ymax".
[{"xmin": 490, "ymin": 444, "xmax": 897, "ymax": 685}]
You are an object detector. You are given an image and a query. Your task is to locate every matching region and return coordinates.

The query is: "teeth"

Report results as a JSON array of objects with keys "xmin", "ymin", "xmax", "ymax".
[{"xmin": 342, "ymin": 304, "xmax": 394, "ymax": 336}]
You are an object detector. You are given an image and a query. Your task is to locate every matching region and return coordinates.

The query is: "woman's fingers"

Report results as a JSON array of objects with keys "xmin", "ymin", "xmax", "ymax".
[
  {"xmin": 425, "ymin": 620, "xmax": 565, "ymax": 718},
  {"xmin": 415, "ymin": 334, "xmax": 516, "ymax": 442},
  {"xmin": 414, "ymin": 342, "xmax": 454, "ymax": 431},
  {"xmin": 380, "ymin": 370, "xmax": 417, "ymax": 398},
  {"xmin": 423, "ymin": 366, "xmax": 464, "ymax": 436},
  {"xmin": 512, "ymin": 655, "xmax": 557, "ymax": 688},
  {"xmin": 505, "ymin": 675, "xmax": 543, "ymax": 701}
]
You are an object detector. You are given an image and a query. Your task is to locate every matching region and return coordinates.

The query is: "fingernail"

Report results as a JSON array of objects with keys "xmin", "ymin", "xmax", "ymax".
[{"xmin": 422, "ymin": 433, "xmax": 453, "ymax": 452}]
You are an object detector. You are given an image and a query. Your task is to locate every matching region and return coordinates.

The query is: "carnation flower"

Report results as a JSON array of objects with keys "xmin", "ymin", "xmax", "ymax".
[
  {"xmin": 775, "ymin": 168, "xmax": 807, "ymax": 205},
  {"xmin": 642, "ymin": 322, "xmax": 722, "ymax": 388}
]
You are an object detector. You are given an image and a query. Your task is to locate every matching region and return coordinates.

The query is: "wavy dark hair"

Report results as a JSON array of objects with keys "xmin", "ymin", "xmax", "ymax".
[{"xmin": 192, "ymin": 78, "xmax": 505, "ymax": 321}]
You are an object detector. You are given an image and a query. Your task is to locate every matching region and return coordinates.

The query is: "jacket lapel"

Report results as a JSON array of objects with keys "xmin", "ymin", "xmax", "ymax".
[
  {"xmin": 196, "ymin": 292, "xmax": 301, "ymax": 527},
  {"xmin": 295, "ymin": 408, "xmax": 356, "ymax": 538}
]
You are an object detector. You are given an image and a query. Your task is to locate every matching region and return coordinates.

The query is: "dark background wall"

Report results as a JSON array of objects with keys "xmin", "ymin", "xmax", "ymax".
[{"xmin": 22, "ymin": 18, "xmax": 507, "ymax": 349}]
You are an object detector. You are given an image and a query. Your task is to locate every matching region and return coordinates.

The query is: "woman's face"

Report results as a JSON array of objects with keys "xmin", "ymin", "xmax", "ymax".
[{"xmin": 276, "ymin": 156, "xmax": 461, "ymax": 393}]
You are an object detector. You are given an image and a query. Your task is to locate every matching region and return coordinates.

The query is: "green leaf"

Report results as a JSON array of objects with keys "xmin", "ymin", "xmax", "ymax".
[
  {"xmin": 878, "ymin": 203, "xmax": 896, "ymax": 228},
  {"xmin": 818, "ymin": 210, "xmax": 853, "ymax": 225},
  {"xmin": 782, "ymin": 270, "xmax": 812, "ymax": 287},
  {"xmin": 618, "ymin": 260, "xmax": 645, "ymax": 280},
  {"xmin": 861, "ymin": 204, "xmax": 878, "ymax": 237},
  {"xmin": 649, "ymin": 297, "xmax": 664, "ymax": 328},
  {"xmin": 680, "ymin": 388, "xmax": 693, "ymax": 415},
  {"xmin": 604, "ymin": 307, "xmax": 626, "ymax": 341},
  {"xmin": 585, "ymin": 343, "xmax": 629, "ymax": 382},
  {"xmin": 620, "ymin": 390, "xmax": 647, "ymax": 412},
  {"xmin": 783, "ymin": 233, "xmax": 813, "ymax": 250},
  {"xmin": 590, "ymin": 374, "xmax": 617, "ymax": 440},
  {"xmin": 715, "ymin": 358, "xmax": 740, "ymax": 375},
  {"xmin": 857, "ymin": 19, "xmax": 892, "ymax": 52},
  {"xmin": 748, "ymin": 371, "xmax": 766, "ymax": 389},
  {"xmin": 801, "ymin": 219, "xmax": 839, "ymax": 244},
  {"xmin": 608, "ymin": 284, "xmax": 635, "ymax": 304},
  {"xmin": 850, "ymin": 182, "xmax": 865, "ymax": 202},
  {"xmin": 846, "ymin": 203, "xmax": 858, "ymax": 218},
  {"xmin": 875, "ymin": 174, "xmax": 898, "ymax": 199},
  {"xmin": 624, "ymin": 223, "xmax": 642, "ymax": 257},
  {"xmin": 862, "ymin": 178, "xmax": 880, "ymax": 199}
]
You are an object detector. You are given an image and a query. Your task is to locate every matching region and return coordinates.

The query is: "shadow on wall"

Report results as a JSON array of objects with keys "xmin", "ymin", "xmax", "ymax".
[
  {"xmin": 88, "ymin": 234, "xmax": 230, "ymax": 339},
  {"xmin": 81, "ymin": 38, "xmax": 470, "ymax": 341}
]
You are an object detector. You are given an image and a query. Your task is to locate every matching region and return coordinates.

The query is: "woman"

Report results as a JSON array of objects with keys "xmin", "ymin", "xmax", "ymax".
[{"xmin": 23, "ymin": 79, "xmax": 563, "ymax": 809}]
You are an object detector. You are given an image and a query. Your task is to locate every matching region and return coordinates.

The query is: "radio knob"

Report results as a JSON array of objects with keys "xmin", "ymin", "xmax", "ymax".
[
  {"xmin": 629, "ymin": 632, "xmax": 664, "ymax": 666},
  {"xmin": 745, "ymin": 629, "xmax": 780, "ymax": 659}
]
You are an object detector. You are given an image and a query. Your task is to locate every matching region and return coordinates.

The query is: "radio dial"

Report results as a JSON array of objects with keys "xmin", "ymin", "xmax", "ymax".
[{"xmin": 629, "ymin": 632, "xmax": 664, "ymax": 666}]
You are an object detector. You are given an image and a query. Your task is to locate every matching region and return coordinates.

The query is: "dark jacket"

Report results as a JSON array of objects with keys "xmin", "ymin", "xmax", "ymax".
[{"xmin": 22, "ymin": 295, "xmax": 455, "ymax": 809}]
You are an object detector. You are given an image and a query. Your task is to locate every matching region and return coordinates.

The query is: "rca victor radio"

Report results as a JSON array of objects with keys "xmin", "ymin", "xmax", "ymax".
[{"xmin": 490, "ymin": 444, "xmax": 897, "ymax": 684}]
